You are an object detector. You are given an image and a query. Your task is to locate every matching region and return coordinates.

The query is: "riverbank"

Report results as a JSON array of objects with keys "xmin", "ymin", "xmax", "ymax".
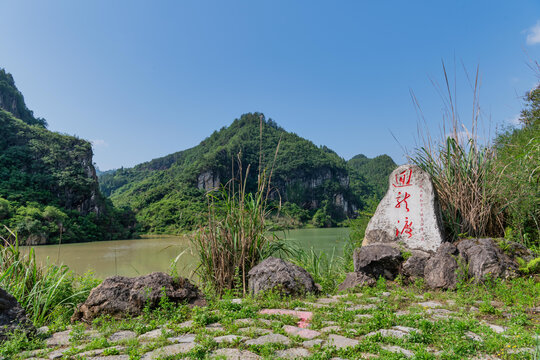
[{"xmin": 4, "ymin": 278, "xmax": 538, "ymax": 359}]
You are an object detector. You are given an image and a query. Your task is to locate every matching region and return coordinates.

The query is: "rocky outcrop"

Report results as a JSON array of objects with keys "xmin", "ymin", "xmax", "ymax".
[
  {"xmin": 248, "ymin": 257, "xmax": 319, "ymax": 297},
  {"xmin": 353, "ymin": 244, "xmax": 403, "ymax": 280},
  {"xmin": 401, "ymin": 250, "xmax": 430, "ymax": 281},
  {"xmin": 0, "ymin": 287, "xmax": 35, "ymax": 341},
  {"xmin": 71, "ymin": 272, "xmax": 205, "ymax": 323}
]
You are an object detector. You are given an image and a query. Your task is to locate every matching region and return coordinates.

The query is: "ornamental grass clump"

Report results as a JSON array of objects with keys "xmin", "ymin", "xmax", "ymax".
[{"xmin": 409, "ymin": 64, "xmax": 504, "ymax": 240}]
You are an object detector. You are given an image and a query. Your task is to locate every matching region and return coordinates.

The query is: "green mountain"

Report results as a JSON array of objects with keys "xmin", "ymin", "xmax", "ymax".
[
  {"xmin": 348, "ymin": 154, "xmax": 397, "ymax": 199},
  {"xmin": 100, "ymin": 113, "xmax": 395, "ymax": 233},
  {"xmin": 0, "ymin": 69, "xmax": 135, "ymax": 244}
]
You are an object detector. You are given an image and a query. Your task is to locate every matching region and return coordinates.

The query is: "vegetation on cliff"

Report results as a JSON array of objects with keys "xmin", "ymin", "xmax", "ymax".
[
  {"xmin": 0, "ymin": 69, "xmax": 136, "ymax": 244},
  {"xmin": 100, "ymin": 113, "xmax": 396, "ymax": 234}
]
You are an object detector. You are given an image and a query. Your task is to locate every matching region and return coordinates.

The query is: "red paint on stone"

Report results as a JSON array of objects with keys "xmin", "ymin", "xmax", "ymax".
[{"xmin": 259, "ymin": 309, "xmax": 313, "ymax": 328}]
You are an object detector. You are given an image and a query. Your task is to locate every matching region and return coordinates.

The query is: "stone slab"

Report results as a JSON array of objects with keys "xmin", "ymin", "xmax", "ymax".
[
  {"xmin": 283, "ymin": 325, "xmax": 321, "ymax": 339},
  {"xmin": 363, "ymin": 164, "xmax": 444, "ymax": 252}
]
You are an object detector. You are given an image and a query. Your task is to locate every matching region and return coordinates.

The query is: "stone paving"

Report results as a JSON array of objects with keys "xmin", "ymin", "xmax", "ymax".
[{"xmin": 19, "ymin": 292, "xmax": 538, "ymax": 360}]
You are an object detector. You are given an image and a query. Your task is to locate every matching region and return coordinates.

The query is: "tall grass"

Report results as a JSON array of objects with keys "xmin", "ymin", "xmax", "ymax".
[
  {"xmin": 409, "ymin": 64, "xmax": 504, "ymax": 239},
  {"xmin": 0, "ymin": 226, "xmax": 97, "ymax": 326},
  {"xmin": 192, "ymin": 135, "xmax": 291, "ymax": 295}
]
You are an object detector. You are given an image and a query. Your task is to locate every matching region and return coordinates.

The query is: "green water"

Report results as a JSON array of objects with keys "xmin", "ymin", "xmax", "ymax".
[{"xmin": 25, "ymin": 228, "xmax": 350, "ymax": 279}]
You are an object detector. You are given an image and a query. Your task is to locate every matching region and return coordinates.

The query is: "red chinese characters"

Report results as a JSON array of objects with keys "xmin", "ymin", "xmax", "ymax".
[{"xmin": 394, "ymin": 169, "xmax": 413, "ymax": 238}]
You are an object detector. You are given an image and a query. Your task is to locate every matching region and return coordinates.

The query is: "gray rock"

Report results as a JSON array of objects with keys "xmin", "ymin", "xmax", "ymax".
[
  {"xmin": 275, "ymin": 348, "xmax": 310, "ymax": 359},
  {"xmin": 320, "ymin": 326, "xmax": 341, "ymax": 333},
  {"xmin": 214, "ymin": 335, "xmax": 246, "ymax": 343},
  {"xmin": 45, "ymin": 330, "xmax": 71, "ymax": 347},
  {"xmin": 401, "ymin": 251, "xmax": 430, "ymax": 280},
  {"xmin": 366, "ymin": 329, "xmax": 409, "ymax": 338},
  {"xmin": 381, "ymin": 345, "xmax": 414, "ymax": 358},
  {"xmin": 141, "ymin": 343, "xmax": 196, "ymax": 359},
  {"xmin": 72, "ymin": 272, "xmax": 205, "ymax": 323},
  {"xmin": 138, "ymin": 328, "xmax": 164, "ymax": 341},
  {"xmin": 457, "ymin": 238, "xmax": 514, "ymax": 282},
  {"xmin": 237, "ymin": 327, "xmax": 272, "ymax": 335},
  {"xmin": 326, "ymin": 334, "xmax": 359, "ymax": 349},
  {"xmin": 353, "ymin": 244, "xmax": 403, "ymax": 280},
  {"xmin": 424, "ymin": 243, "xmax": 458, "ymax": 289},
  {"xmin": 167, "ymin": 334, "xmax": 196, "ymax": 343},
  {"xmin": 0, "ymin": 287, "xmax": 35, "ymax": 341},
  {"xmin": 417, "ymin": 301, "xmax": 444, "ymax": 308},
  {"xmin": 363, "ymin": 164, "xmax": 445, "ymax": 252},
  {"xmin": 283, "ymin": 325, "xmax": 320, "ymax": 339},
  {"xmin": 212, "ymin": 348, "xmax": 261, "ymax": 359},
  {"xmin": 248, "ymin": 257, "xmax": 319, "ymax": 297},
  {"xmin": 108, "ymin": 330, "xmax": 137, "ymax": 342},
  {"xmin": 338, "ymin": 272, "xmax": 376, "ymax": 291},
  {"xmin": 88, "ymin": 356, "xmax": 130, "ymax": 360},
  {"xmin": 302, "ymin": 339, "xmax": 324, "ymax": 348},
  {"xmin": 245, "ymin": 333, "xmax": 290, "ymax": 345}
]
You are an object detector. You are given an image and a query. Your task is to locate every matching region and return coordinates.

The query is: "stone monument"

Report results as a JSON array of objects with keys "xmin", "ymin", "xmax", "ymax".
[{"xmin": 362, "ymin": 164, "xmax": 444, "ymax": 252}]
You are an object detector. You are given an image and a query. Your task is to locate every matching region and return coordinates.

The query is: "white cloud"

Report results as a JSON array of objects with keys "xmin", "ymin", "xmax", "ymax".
[
  {"xmin": 507, "ymin": 114, "xmax": 522, "ymax": 126},
  {"xmin": 526, "ymin": 20, "xmax": 540, "ymax": 45},
  {"xmin": 90, "ymin": 139, "xmax": 108, "ymax": 148}
]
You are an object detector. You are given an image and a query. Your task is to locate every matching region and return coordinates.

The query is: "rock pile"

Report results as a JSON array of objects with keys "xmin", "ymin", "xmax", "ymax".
[{"xmin": 0, "ymin": 287, "xmax": 35, "ymax": 341}]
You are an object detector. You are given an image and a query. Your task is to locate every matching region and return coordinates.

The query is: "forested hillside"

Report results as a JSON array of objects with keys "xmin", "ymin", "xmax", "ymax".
[
  {"xmin": 100, "ymin": 113, "xmax": 396, "ymax": 233},
  {"xmin": 0, "ymin": 69, "xmax": 136, "ymax": 244},
  {"xmin": 348, "ymin": 154, "xmax": 397, "ymax": 199}
]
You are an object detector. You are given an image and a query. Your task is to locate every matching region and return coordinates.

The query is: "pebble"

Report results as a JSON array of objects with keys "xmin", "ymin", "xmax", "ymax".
[
  {"xmin": 108, "ymin": 330, "xmax": 137, "ymax": 342},
  {"xmin": 213, "ymin": 335, "xmax": 246, "ymax": 343},
  {"xmin": 140, "ymin": 343, "xmax": 196, "ymax": 360},
  {"xmin": 320, "ymin": 325, "xmax": 341, "ymax": 333},
  {"xmin": 274, "ymin": 347, "xmax": 310, "ymax": 359},
  {"xmin": 167, "ymin": 334, "xmax": 196, "ymax": 343},
  {"xmin": 381, "ymin": 345, "xmax": 414, "ymax": 358},
  {"xmin": 245, "ymin": 333, "xmax": 290, "ymax": 345},
  {"xmin": 485, "ymin": 323, "xmax": 507, "ymax": 334},
  {"xmin": 211, "ymin": 348, "xmax": 261, "ymax": 359},
  {"xmin": 45, "ymin": 330, "xmax": 71, "ymax": 347},
  {"xmin": 465, "ymin": 331, "xmax": 482, "ymax": 342},
  {"xmin": 283, "ymin": 325, "xmax": 321, "ymax": 339},
  {"xmin": 302, "ymin": 339, "xmax": 324, "ymax": 348},
  {"xmin": 326, "ymin": 334, "xmax": 359, "ymax": 349}
]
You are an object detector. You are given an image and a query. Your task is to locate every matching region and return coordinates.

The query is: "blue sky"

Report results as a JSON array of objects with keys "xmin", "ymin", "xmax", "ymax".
[{"xmin": 1, "ymin": 1, "xmax": 539, "ymax": 170}]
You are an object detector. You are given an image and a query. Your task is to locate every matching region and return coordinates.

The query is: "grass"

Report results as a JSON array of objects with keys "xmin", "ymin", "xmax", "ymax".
[
  {"xmin": 2, "ymin": 276, "xmax": 538, "ymax": 359},
  {"xmin": 409, "ymin": 64, "xmax": 504, "ymax": 240},
  {"xmin": 0, "ymin": 225, "xmax": 99, "ymax": 327}
]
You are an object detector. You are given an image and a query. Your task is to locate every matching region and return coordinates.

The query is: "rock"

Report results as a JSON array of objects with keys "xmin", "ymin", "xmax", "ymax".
[
  {"xmin": 71, "ymin": 272, "xmax": 205, "ymax": 323},
  {"xmin": 248, "ymin": 257, "xmax": 319, "ymax": 297},
  {"xmin": 214, "ymin": 335, "xmax": 246, "ymax": 343},
  {"xmin": 424, "ymin": 243, "xmax": 458, "ymax": 289},
  {"xmin": 168, "ymin": 334, "xmax": 197, "ymax": 343},
  {"xmin": 237, "ymin": 327, "xmax": 272, "ymax": 335},
  {"xmin": 465, "ymin": 331, "xmax": 482, "ymax": 342},
  {"xmin": 366, "ymin": 329, "xmax": 409, "ymax": 338},
  {"xmin": 141, "ymin": 343, "xmax": 196, "ymax": 359},
  {"xmin": 45, "ymin": 330, "xmax": 71, "ymax": 347},
  {"xmin": 326, "ymin": 334, "xmax": 359, "ymax": 349},
  {"xmin": 363, "ymin": 164, "xmax": 445, "ymax": 252},
  {"xmin": 381, "ymin": 345, "xmax": 414, "ymax": 358},
  {"xmin": 108, "ymin": 330, "xmax": 137, "ymax": 342},
  {"xmin": 457, "ymin": 238, "xmax": 514, "ymax": 282},
  {"xmin": 275, "ymin": 348, "xmax": 311, "ymax": 359},
  {"xmin": 283, "ymin": 325, "xmax": 320, "ymax": 339},
  {"xmin": 338, "ymin": 272, "xmax": 376, "ymax": 291},
  {"xmin": 88, "ymin": 356, "xmax": 130, "ymax": 360},
  {"xmin": 417, "ymin": 301, "xmax": 444, "ymax": 308},
  {"xmin": 138, "ymin": 329, "xmax": 164, "ymax": 341},
  {"xmin": 303, "ymin": 339, "xmax": 324, "ymax": 348},
  {"xmin": 212, "ymin": 348, "xmax": 261, "ymax": 359},
  {"xmin": 401, "ymin": 250, "xmax": 430, "ymax": 280},
  {"xmin": 0, "ymin": 287, "xmax": 35, "ymax": 341},
  {"xmin": 259, "ymin": 309, "xmax": 313, "ymax": 328},
  {"xmin": 245, "ymin": 333, "xmax": 291, "ymax": 346},
  {"xmin": 353, "ymin": 244, "xmax": 403, "ymax": 280}
]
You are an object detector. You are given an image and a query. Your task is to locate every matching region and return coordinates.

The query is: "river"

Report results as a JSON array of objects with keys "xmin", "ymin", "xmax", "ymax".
[{"xmin": 24, "ymin": 228, "xmax": 350, "ymax": 279}]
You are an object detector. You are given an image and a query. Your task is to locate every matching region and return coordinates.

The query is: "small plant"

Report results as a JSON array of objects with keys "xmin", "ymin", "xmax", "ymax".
[{"xmin": 516, "ymin": 257, "xmax": 540, "ymax": 275}]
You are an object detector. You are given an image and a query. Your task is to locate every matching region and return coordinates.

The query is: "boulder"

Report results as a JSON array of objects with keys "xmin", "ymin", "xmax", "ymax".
[
  {"xmin": 338, "ymin": 272, "xmax": 376, "ymax": 292},
  {"xmin": 71, "ymin": 272, "xmax": 205, "ymax": 323},
  {"xmin": 401, "ymin": 250, "xmax": 431, "ymax": 280},
  {"xmin": 363, "ymin": 164, "xmax": 445, "ymax": 252},
  {"xmin": 0, "ymin": 287, "xmax": 35, "ymax": 341},
  {"xmin": 248, "ymin": 257, "xmax": 319, "ymax": 296},
  {"xmin": 353, "ymin": 244, "xmax": 403, "ymax": 280},
  {"xmin": 457, "ymin": 238, "xmax": 516, "ymax": 282},
  {"xmin": 424, "ymin": 243, "xmax": 458, "ymax": 289}
]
